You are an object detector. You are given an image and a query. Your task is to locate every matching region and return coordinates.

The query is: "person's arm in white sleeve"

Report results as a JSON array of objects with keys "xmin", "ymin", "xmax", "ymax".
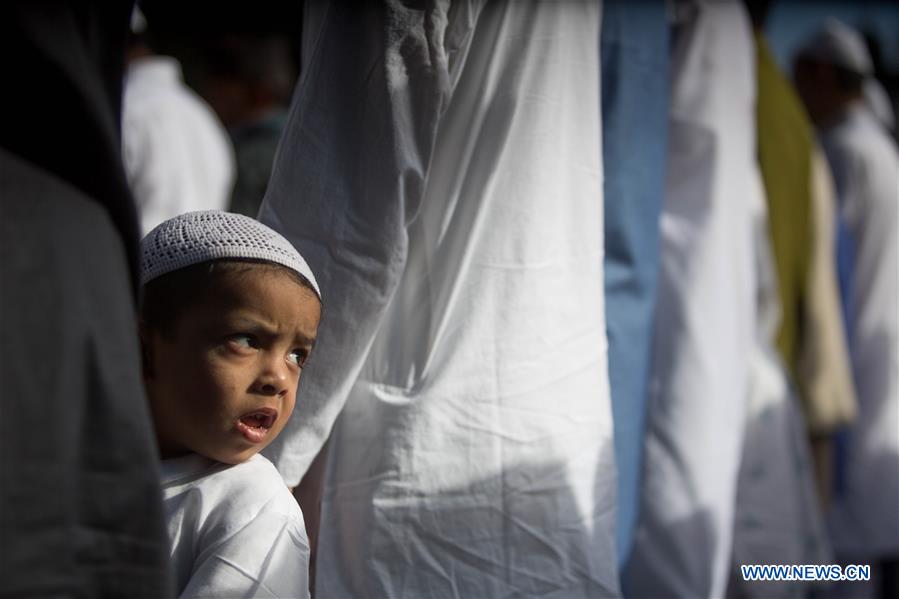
[
  {"xmin": 180, "ymin": 510, "xmax": 310, "ymax": 599},
  {"xmin": 258, "ymin": 0, "xmax": 482, "ymax": 486}
]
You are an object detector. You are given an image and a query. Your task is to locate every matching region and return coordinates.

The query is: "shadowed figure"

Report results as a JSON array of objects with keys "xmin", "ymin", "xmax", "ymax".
[{"xmin": 0, "ymin": 2, "xmax": 173, "ymax": 596}]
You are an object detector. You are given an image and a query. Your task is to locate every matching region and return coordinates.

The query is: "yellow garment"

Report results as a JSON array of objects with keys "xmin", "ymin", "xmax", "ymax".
[
  {"xmin": 755, "ymin": 33, "xmax": 857, "ymax": 434},
  {"xmin": 756, "ymin": 33, "xmax": 812, "ymax": 381}
]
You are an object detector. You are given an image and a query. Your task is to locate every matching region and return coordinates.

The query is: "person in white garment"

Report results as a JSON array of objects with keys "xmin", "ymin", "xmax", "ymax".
[
  {"xmin": 122, "ymin": 15, "xmax": 235, "ymax": 234},
  {"xmin": 729, "ymin": 159, "xmax": 832, "ymax": 599},
  {"xmin": 863, "ymin": 79, "xmax": 895, "ymax": 134},
  {"xmin": 623, "ymin": 2, "xmax": 760, "ymax": 597},
  {"xmin": 794, "ymin": 20, "xmax": 899, "ymax": 597},
  {"xmin": 258, "ymin": 1, "xmax": 619, "ymax": 597},
  {"xmin": 139, "ymin": 211, "xmax": 322, "ymax": 598}
]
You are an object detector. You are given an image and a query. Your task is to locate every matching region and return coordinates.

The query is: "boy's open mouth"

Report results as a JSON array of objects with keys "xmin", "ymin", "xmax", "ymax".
[
  {"xmin": 236, "ymin": 408, "xmax": 278, "ymax": 443},
  {"xmin": 239, "ymin": 410, "xmax": 276, "ymax": 429}
]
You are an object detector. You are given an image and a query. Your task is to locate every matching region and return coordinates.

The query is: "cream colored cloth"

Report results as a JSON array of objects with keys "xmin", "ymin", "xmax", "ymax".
[{"xmin": 800, "ymin": 148, "xmax": 858, "ymax": 434}]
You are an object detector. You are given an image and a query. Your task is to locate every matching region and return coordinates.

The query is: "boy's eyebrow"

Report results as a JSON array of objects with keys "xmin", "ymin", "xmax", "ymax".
[
  {"xmin": 228, "ymin": 315, "xmax": 316, "ymax": 346},
  {"xmin": 294, "ymin": 333, "xmax": 317, "ymax": 347},
  {"xmin": 228, "ymin": 315, "xmax": 275, "ymax": 332}
]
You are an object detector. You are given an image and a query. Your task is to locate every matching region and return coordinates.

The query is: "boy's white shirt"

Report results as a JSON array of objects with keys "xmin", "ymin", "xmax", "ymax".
[{"xmin": 161, "ymin": 453, "xmax": 311, "ymax": 599}]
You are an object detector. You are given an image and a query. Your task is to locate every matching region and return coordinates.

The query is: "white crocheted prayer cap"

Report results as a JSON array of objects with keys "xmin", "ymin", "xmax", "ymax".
[
  {"xmin": 140, "ymin": 211, "xmax": 320, "ymax": 298},
  {"xmin": 797, "ymin": 19, "xmax": 873, "ymax": 76}
]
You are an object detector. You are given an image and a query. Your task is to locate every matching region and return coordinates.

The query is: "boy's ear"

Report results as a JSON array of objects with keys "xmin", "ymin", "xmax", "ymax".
[{"xmin": 138, "ymin": 320, "xmax": 155, "ymax": 382}]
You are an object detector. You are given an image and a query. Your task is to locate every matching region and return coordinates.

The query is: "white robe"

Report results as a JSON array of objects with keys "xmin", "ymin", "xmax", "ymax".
[
  {"xmin": 824, "ymin": 104, "xmax": 899, "ymax": 558},
  {"xmin": 162, "ymin": 453, "xmax": 311, "ymax": 599},
  {"xmin": 730, "ymin": 169, "xmax": 832, "ymax": 599},
  {"xmin": 624, "ymin": 2, "xmax": 758, "ymax": 597},
  {"xmin": 122, "ymin": 56, "xmax": 235, "ymax": 234},
  {"xmin": 259, "ymin": 1, "xmax": 619, "ymax": 596}
]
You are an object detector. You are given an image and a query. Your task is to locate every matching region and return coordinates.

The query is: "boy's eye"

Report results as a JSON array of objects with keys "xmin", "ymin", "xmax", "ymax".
[
  {"xmin": 287, "ymin": 349, "xmax": 308, "ymax": 367},
  {"xmin": 227, "ymin": 334, "xmax": 256, "ymax": 351}
]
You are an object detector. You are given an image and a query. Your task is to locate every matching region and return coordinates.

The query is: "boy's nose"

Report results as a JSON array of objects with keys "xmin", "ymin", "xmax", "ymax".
[{"xmin": 255, "ymin": 357, "xmax": 289, "ymax": 396}]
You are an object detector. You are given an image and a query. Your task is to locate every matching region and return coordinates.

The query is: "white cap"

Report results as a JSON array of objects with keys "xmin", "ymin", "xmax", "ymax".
[
  {"xmin": 797, "ymin": 19, "xmax": 873, "ymax": 76},
  {"xmin": 140, "ymin": 211, "xmax": 321, "ymax": 299}
]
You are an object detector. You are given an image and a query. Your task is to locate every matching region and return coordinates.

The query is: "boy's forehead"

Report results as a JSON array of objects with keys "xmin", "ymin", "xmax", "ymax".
[{"xmin": 195, "ymin": 266, "xmax": 321, "ymax": 320}]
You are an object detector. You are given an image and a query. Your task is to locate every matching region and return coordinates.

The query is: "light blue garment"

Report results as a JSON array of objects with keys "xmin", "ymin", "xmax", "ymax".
[{"xmin": 600, "ymin": 0, "xmax": 669, "ymax": 566}]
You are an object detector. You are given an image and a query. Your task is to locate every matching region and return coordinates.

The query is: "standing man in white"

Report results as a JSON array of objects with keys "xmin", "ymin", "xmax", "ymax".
[
  {"xmin": 794, "ymin": 20, "xmax": 899, "ymax": 596},
  {"xmin": 624, "ymin": 1, "xmax": 759, "ymax": 597},
  {"xmin": 259, "ymin": 1, "xmax": 619, "ymax": 597},
  {"xmin": 122, "ymin": 11, "xmax": 235, "ymax": 235}
]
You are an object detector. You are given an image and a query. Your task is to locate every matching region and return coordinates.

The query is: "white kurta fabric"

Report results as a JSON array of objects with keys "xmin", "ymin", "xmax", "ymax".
[
  {"xmin": 259, "ymin": 1, "xmax": 618, "ymax": 597},
  {"xmin": 730, "ymin": 169, "xmax": 832, "ymax": 599},
  {"xmin": 623, "ymin": 2, "xmax": 757, "ymax": 597},
  {"xmin": 823, "ymin": 104, "xmax": 899, "ymax": 558},
  {"xmin": 161, "ymin": 453, "xmax": 311, "ymax": 599},
  {"xmin": 122, "ymin": 56, "xmax": 235, "ymax": 235}
]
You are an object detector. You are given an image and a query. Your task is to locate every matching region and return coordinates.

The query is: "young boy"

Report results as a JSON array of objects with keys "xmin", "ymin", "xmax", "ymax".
[{"xmin": 139, "ymin": 211, "xmax": 321, "ymax": 598}]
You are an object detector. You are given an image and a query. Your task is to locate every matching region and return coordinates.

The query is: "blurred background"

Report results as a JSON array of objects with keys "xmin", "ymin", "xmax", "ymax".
[
  {"xmin": 134, "ymin": 0, "xmax": 898, "ymax": 213},
  {"xmin": 767, "ymin": 0, "xmax": 898, "ymax": 143}
]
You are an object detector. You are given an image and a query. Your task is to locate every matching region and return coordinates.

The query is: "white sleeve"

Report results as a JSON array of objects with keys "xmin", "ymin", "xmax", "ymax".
[
  {"xmin": 258, "ymin": 0, "xmax": 482, "ymax": 485},
  {"xmin": 180, "ymin": 511, "xmax": 310, "ymax": 599}
]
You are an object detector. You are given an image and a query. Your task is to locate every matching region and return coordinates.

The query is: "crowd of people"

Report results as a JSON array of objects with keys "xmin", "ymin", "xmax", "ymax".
[{"xmin": 1, "ymin": 1, "xmax": 897, "ymax": 598}]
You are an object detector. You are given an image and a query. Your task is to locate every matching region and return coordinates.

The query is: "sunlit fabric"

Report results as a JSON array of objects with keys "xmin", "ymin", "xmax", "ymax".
[
  {"xmin": 623, "ymin": 1, "xmax": 758, "ymax": 596},
  {"xmin": 259, "ymin": 1, "xmax": 619, "ymax": 596}
]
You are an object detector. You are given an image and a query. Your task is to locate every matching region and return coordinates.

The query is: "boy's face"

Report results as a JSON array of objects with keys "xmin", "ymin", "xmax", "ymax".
[{"xmin": 143, "ymin": 267, "xmax": 321, "ymax": 465}]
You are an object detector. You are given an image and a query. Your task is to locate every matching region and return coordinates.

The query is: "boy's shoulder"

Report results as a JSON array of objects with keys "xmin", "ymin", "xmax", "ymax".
[
  {"xmin": 162, "ymin": 453, "xmax": 303, "ymax": 535},
  {"xmin": 162, "ymin": 455, "xmax": 311, "ymax": 597}
]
